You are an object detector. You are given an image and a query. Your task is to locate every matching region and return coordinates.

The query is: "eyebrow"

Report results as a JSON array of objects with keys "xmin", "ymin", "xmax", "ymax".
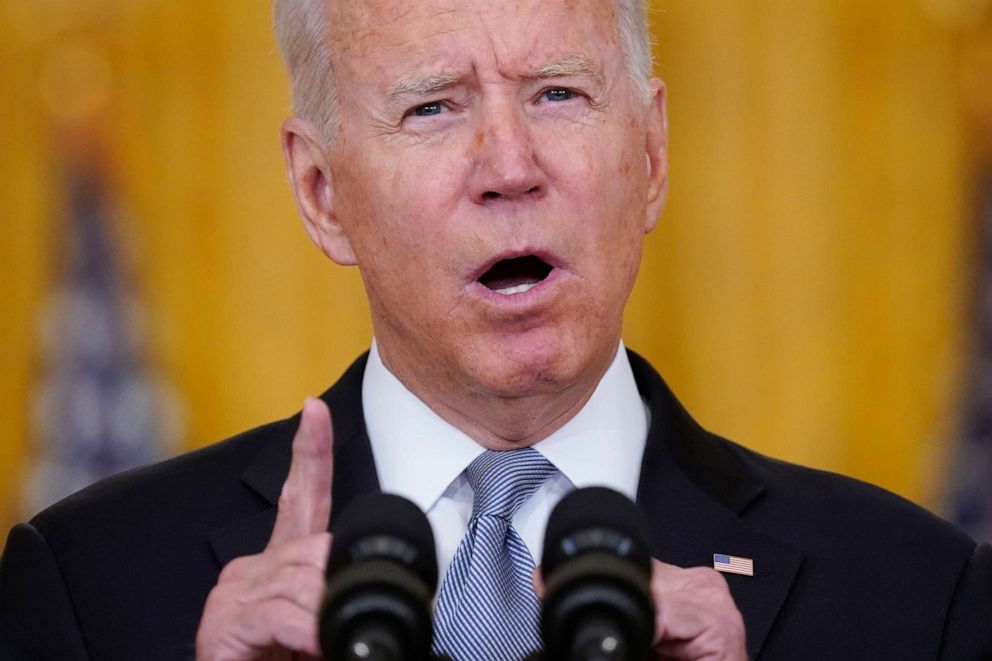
[
  {"xmin": 387, "ymin": 73, "xmax": 461, "ymax": 99},
  {"xmin": 531, "ymin": 55, "xmax": 604, "ymax": 86},
  {"xmin": 384, "ymin": 55, "xmax": 605, "ymax": 102}
]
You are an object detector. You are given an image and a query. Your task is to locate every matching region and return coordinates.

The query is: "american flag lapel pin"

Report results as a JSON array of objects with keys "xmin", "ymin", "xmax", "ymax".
[{"xmin": 713, "ymin": 553, "xmax": 754, "ymax": 577}]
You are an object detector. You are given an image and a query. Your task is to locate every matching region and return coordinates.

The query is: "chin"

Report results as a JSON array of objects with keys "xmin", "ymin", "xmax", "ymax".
[{"xmin": 463, "ymin": 330, "xmax": 592, "ymax": 400}]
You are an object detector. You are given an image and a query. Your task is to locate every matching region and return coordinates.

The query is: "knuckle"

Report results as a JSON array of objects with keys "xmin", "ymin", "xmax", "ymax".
[
  {"xmin": 257, "ymin": 600, "xmax": 280, "ymax": 631},
  {"xmin": 691, "ymin": 566, "xmax": 729, "ymax": 590},
  {"xmin": 277, "ymin": 488, "xmax": 297, "ymax": 512},
  {"xmin": 259, "ymin": 599, "xmax": 295, "ymax": 632},
  {"xmin": 731, "ymin": 610, "xmax": 745, "ymax": 634},
  {"xmin": 721, "ymin": 610, "xmax": 747, "ymax": 651},
  {"xmin": 200, "ymin": 587, "xmax": 223, "ymax": 615},
  {"xmin": 276, "ymin": 531, "xmax": 331, "ymax": 566},
  {"xmin": 279, "ymin": 564, "xmax": 323, "ymax": 595},
  {"xmin": 313, "ymin": 531, "xmax": 333, "ymax": 565},
  {"xmin": 218, "ymin": 555, "xmax": 256, "ymax": 583},
  {"xmin": 204, "ymin": 582, "xmax": 235, "ymax": 608},
  {"xmin": 198, "ymin": 586, "xmax": 240, "ymax": 640}
]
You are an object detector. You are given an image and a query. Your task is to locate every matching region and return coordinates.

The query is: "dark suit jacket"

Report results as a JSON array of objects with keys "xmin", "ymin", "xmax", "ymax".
[{"xmin": 1, "ymin": 352, "xmax": 990, "ymax": 660}]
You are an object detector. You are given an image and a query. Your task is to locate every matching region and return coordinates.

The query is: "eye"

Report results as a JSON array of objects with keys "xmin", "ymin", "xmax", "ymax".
[
  {"xmin": 541, "ymin": 88, "xmax": 576, "ymax": 103},
  {"xmin": 410, "ymin": 101, "xmax": 446, "ymax": 117}
]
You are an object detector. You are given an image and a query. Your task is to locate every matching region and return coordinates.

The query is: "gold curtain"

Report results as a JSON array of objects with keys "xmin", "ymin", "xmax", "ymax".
[
  {"xmin": 2, "ymin": 0, "xmax": 990, "ymax": 535},
  {"xmin": 630, "ymin": 0, "xmax": 989, "ymax": 506}
]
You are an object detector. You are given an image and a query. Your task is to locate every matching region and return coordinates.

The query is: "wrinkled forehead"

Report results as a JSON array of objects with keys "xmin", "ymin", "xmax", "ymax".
[{"xmin": 325, "ymin": 0, "xmax": 621, "ymax": 81}]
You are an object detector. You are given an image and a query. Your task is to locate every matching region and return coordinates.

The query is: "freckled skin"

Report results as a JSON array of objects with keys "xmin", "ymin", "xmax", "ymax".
[{"xmin": 291, "ymin": 0, "xmax": 668, "ymax": 448}]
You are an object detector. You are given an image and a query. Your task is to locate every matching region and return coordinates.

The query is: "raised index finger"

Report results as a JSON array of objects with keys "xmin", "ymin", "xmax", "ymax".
[{"xmin": 268, "ymin": 397, "xmax": 334, "ymax": 548}]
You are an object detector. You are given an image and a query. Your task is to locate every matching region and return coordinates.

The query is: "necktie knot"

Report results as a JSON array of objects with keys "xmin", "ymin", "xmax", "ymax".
[
  {"xmin": 434, "ymin": 447, "xmax": 557, "ymax": 660},
  {"xmin": 465, "ymin": 448, "xmax": 556, "ymax": 521}
]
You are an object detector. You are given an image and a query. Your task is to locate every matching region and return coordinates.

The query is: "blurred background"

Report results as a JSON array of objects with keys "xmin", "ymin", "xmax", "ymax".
[{"xmin": 2, "ymin": 0, "xmax": 992, "ymax": 542}]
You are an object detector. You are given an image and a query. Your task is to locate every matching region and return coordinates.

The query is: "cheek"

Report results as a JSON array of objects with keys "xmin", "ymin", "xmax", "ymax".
[
  {"xmin": 337, "ymin": 149, "xmax": 432, "ymax": 240},
  {"xmin": 545, "ymin": 128, "xmax": 647, "ymax": 297},
  {"xmin": 388, "ymin": 174, "xmax": 459, "ymax": 235},
  {"xmin": 545, "ymin": 114, "xmax": 643, "ymax": 190},
  {"xmin": 335, "ymin": 146, "xmax": 472, "ymax": 298},
  {"xmin": 548, "ymin": 126, "xmax": 647, "ymax": 232}
]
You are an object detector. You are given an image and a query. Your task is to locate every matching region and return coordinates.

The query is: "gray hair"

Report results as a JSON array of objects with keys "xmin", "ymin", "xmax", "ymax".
[{"xmin": 273, "ymin": 0, "xmax": 653, "ymax": 144}]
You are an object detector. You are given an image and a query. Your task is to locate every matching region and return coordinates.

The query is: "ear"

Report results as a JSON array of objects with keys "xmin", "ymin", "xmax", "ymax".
[
  {"xmin": 643, "ymin": 78, "xmax": 669, "ymax": 234},
  {"xmin": 281, "ymin": 117, "xmax": 358, "ymax": 265}
]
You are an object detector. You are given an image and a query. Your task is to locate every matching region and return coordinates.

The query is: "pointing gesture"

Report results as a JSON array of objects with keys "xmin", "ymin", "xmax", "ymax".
[
  {"xmin": 269, "ymin": 398, "xmax": 334, "ymax": 547},
  {"xmin": 197, "ymin": 398, "xmax": 335, "ymax": 660}
]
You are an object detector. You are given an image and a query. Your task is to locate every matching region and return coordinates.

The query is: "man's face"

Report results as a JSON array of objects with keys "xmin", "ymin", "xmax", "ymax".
[{"xmin": 303, "ymin": 0, "xmax": 666, "ymax": 419}]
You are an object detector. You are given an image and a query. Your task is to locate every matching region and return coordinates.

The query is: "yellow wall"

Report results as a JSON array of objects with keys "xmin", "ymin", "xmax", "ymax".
[
  {"xmin": 631, "ymin": 0, "xmax": 986, "ymax": 507},
  {"xmin": 2, "ymin": 0, "xmax": 991, "ymax": 534}
]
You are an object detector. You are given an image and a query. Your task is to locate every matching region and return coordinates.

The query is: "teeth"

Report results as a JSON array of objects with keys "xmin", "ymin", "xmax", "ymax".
[{"xmin": 495, "ymin": 282, "xmax": 538, "ymax": 296}]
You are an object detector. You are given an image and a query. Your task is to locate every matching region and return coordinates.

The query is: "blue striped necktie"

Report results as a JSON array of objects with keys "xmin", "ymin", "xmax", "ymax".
[{"xmin": 433, "ymin": 448, "xmax": 557, "ymax": 661}]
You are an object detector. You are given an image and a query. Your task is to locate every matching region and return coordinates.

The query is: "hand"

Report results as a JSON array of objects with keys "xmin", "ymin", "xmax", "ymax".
[
  {"xmin": 650, "ymin": 559, "xmax": 746, "ymax": 660},
  {"xmin": 196, "ymin": 398, "xmax": 334, "ymax": 661},
  {"xmin": 532, "ymin": 559, "xmax": 746, "ymax": 661}
]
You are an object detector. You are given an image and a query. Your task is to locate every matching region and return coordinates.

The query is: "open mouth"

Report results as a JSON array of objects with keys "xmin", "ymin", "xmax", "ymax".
[{"xmin": 477, "ymin": 255, "xmax": 554, "ymax": 295}]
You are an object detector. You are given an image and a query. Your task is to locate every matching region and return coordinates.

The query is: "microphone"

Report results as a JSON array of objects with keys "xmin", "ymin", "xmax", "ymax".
[
  {"xmin": 540, "ymin": 487, "xmax": 655, "ymax": 661},
  {"xmin": 319, "ymin": 493, "xmax": 438, "ymax": 661}
]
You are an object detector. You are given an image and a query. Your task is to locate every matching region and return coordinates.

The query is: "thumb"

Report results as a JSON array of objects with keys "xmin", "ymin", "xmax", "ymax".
[
  {"xmin": 532, "ymin": 565, "xmax": 545, "ymax": 598},
  {"xmin": 268, "ymin": 397, "xmax": 334, "ymax": 548}
]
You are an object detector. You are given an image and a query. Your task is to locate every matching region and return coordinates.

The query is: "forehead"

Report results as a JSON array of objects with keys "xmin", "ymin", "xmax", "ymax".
[{"xmin": 327, "ymin": 0, "xmax": 621, "ymax": 82}]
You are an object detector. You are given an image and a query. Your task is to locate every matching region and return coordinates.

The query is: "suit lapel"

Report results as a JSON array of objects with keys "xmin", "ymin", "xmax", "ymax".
[
  {"xmin": 208, "ymin": 349, "xmax": 801, "ymax": 657},
  {"xmin": 630, "ymin": 351, "xmax": 803, "ymax": 659},
  {"xmin": 209, "ymin": 354, "xmax": 381, "ymax": 567}
]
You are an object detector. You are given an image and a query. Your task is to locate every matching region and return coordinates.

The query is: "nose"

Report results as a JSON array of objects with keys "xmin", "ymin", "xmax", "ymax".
[{"xmin": 468, "ymin": 101, "xmax": 546, "ymax": 204}]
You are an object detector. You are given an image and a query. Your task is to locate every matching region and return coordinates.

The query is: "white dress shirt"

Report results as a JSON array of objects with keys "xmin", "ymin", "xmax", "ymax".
[{"xmin": 362, "ymin": 340, "xmax": 649, "ymax": 581}]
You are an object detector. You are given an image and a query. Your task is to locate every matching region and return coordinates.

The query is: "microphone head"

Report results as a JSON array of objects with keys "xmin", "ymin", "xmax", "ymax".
[
  {"xmin": 541, "ymin": 487, "xmax": 655, "ymax": 660},
  {"xmin": 542, "ymin": 486, "xmax": 651, "ymax": 577},
  {"xmin": 328, "ymin": 492, "xmax": 438, "ymax": 591},
  {"xmin": 321, "ymin": 493, "xmax": 437, "ymax": 661}
]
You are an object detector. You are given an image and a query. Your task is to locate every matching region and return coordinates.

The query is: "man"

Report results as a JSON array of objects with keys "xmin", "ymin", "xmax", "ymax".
[{"xmin": 0, "ymin": 0, "xmax": 989, "ymax": 659}]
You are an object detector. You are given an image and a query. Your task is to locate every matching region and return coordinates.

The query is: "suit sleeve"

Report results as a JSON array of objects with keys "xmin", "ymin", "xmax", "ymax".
[
  {"xmin": 938, "ymin": 541, "xmax": 992, "ymax": 661},
  {"xmin": 0, "ymin": 522, "xmax": 90, "ymax": 660}
]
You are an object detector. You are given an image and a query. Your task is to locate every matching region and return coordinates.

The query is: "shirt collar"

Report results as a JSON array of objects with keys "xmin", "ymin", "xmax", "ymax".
[
  {"xmin": 531, "ymin": 343, "xmax": 647, "ymax": 499},
  {"xmin": 362, "ymin": 340, "xmax": 648, "ymax": 509},
  {"xmin": 363, "ymin": 341, "xmax": 484, "ymax": 512}
]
